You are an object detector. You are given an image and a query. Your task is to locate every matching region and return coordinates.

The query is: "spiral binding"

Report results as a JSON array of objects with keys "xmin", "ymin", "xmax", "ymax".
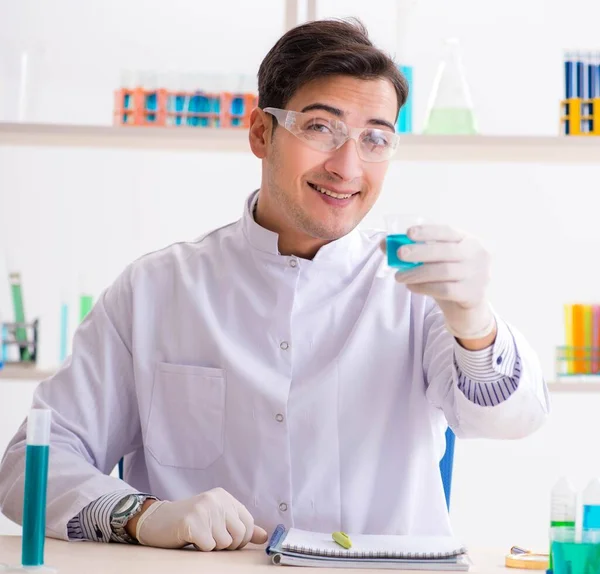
[{"xmin": 281, "ymin": 542, "xmax": 467, "ymax": 560}]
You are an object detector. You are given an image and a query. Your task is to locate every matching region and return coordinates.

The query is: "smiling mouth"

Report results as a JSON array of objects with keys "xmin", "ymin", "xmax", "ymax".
[{"xmin": 307, "ymin": 182, "xmax": 359, "ymax": 199}]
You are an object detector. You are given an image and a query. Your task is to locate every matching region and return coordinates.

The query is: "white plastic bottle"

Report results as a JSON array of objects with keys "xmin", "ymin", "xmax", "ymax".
[
  {"xmin": 549, "ymin": 477, "xmax": 577, "ymax": 572},
  {"xmin": 551, "ymin": 477, "xmax": 577, "ymax": 529},
  {"xmin": 582, "ymin": 478, "xmax": 600, "ymax": 531}
]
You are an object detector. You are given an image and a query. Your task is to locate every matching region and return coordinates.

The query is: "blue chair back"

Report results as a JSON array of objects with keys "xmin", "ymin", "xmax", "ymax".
[{"xmin": 439, "ymin": 427, "xmax": 456, "ymax": 509}]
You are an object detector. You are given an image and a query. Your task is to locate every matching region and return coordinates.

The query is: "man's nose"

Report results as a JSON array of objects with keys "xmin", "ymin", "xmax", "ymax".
[{"xmin": 323, "ymin": 138, "xmax": 364, "ymax": 181}]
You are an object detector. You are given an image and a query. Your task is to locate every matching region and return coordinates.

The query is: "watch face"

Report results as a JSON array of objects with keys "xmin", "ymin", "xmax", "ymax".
[{"xmin": 114, "ymin": 494, "xmax": 137, "ymax": 516}]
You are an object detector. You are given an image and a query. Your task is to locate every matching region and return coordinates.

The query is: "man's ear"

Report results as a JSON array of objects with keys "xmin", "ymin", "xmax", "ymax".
[{"xmin": 249, "ymin": 108, "xmax": 271, "ymax": 159}]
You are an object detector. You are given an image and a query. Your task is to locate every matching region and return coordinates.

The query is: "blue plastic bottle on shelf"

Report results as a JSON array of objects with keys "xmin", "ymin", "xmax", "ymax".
[
  {"xmin": 396, "ymin": 64, "xmax": 413, "ymax": 133},
  {"xmin": 583, "ymin": 478, "xmax": 600, "ymax": 531}
]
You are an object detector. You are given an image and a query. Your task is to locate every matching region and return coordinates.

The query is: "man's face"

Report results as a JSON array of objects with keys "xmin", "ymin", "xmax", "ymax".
[{"xmin": 262, "ymin": 75, "xmax": 398, "ymax": 243}]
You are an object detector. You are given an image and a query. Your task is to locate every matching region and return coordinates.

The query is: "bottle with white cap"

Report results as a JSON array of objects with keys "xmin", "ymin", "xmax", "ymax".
[{"xmin": 549, "ymin": 477, "xmax": 577, "ymax": 572}]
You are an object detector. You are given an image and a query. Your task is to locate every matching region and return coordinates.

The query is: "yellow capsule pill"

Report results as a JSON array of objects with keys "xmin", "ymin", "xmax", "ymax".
[{"xmin": 332, "ymin": 531, "xmax": 352, "ymax": 549}]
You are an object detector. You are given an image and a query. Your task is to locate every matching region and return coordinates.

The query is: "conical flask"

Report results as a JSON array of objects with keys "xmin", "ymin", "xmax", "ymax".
[{"xmin": 423, "ymin": 38, "xmax": 477, "ymax": 134}]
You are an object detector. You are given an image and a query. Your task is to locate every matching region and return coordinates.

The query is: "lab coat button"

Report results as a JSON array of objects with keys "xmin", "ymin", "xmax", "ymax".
[
  {"xmin": 289, "ymin": 259, "xmax": 298, "ymax": 268},
  {"xmin": 275, "ymin": 413, "xmax": 284, "ymax": 422},
  {"xmin": 280, "ymin": 341, "xmax": 289, "ymax": 350},
  {"xmin": 279, "ymin": 502, "xmax": 288, "ymax": 512}
]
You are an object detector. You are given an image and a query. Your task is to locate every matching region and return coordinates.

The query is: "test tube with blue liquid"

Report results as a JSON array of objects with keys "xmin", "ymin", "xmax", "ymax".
[
  {"xmin": 385, "ymin": 214, "xmax": 424, "ymax": 270},
  {"xmin": 171, "ymin": 72, "xmax": 187, "ymax": 127},
  {"xmin": 142, "ymin": 71, "xmax": 158, "ymax": 124},
  {"xmin": 0, "ymin": 409, "xmax": 56, "ymax": 573}
]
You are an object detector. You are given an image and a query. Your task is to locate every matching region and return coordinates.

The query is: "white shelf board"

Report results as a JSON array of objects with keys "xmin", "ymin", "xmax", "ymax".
[
  {"xmin": 2, "ymin": 364, "xmax": 600, "ymax": 393},
  {"xmin": 0, "ymin": 365, "xmax": 54, "ymax": 382},
  {"xmin": 1, "ymin": 122, "xmax": 600, "ymax": 163},
  {"xmin": 547, "ymin": 380, "xmax": 600, "ymax": 393},
  {"xmin": 0, "ymin": 122, "xmax": 252, "ymax": 153}
]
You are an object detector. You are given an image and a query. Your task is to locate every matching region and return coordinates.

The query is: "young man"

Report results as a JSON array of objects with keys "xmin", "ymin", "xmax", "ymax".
[{"xmin": 0, "ymin": 19, "xmax": 549, "ymax": 551}]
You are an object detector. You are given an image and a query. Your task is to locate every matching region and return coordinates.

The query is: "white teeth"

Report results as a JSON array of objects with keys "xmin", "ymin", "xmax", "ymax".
[{"xmin": 314, "ymin": 185, "xmax": 354, "ymax": 199}]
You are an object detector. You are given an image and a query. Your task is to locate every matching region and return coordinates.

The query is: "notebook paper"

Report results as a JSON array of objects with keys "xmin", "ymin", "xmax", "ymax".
[{"xmin": 281, "ymin": 528, "xmax": 467, "ymax": 559}]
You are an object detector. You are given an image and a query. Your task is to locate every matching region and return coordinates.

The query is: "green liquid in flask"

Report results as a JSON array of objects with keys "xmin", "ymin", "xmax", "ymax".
[
  {"xmin": 423, "ymin": 108, "xmax": 476, "ymax": 135},
  {"xmin": 79, "ymin": 295, "xmax": 93, "ymax": 322}
]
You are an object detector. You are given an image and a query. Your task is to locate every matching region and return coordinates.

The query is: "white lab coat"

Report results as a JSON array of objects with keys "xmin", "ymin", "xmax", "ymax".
[{"xmin": 0, "ymin": 191, "xmax": 549, "ymax": 540}]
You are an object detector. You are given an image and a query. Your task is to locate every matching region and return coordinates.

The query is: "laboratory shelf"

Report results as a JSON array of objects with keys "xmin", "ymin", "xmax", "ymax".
[
  {"xmin": 0, "ymin": 365, "xmax": 55, "ymax": 382},
  {"xmin": 546, "ymin": 380, "xmax": 600, "ymax": 393},
  {"xmin": 1, "ymin": 122, "xmax": 600, "ymax": 163},
  {"xmin": 2, "ymin": 363, "xmax": 600, "ymax": 393}
]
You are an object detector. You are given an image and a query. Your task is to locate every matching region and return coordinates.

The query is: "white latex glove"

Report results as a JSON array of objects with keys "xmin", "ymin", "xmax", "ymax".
[
  {"xmin": 386, "ymin": 224, "xmax": 496, "ymax": 340},
  {"xmin": 135, "ymin": 487, "xmax": 269, "ymax": 551}
]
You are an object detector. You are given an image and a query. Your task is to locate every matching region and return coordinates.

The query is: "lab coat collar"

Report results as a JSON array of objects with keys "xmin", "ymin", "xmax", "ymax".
[{"xmin": 241, "ymin": 190, "xmax": 360, "ymax": 266}]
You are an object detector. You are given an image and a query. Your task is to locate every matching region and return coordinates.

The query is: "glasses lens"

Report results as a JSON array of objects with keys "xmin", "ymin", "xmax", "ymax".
[
  {"xmin": 358, "ymin": 129, "xmax": 398, "ymax": 162},
  {"xmin": 295, "ymin": 115, "xmax": 344, "ymax": 151}
]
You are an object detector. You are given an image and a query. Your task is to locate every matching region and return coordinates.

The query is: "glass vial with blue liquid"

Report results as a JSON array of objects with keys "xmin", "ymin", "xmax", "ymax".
[
  {"xmin": 0, "ymin": 409, "xmax": 56, "ymax": 573},
  {"xmin": 385, "ymin": 214, "xmax": 424, "ymax": 270}
]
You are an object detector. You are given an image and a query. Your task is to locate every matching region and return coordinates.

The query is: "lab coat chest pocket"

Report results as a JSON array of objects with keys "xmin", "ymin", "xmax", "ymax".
[{"xmin": 145, "ymin": 362, "xmax": 226, "ymax": 470}]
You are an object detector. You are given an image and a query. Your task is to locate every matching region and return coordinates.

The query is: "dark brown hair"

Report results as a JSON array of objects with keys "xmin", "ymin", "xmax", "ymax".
[{"xmin": 257, "ymin": 18, "xmax": 408, "ymax": 118}]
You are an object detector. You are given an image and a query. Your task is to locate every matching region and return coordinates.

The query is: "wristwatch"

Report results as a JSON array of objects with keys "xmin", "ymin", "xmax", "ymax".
[{"xmin": 110, "ymin": 493, "xmax": 153, "ymax": 543}]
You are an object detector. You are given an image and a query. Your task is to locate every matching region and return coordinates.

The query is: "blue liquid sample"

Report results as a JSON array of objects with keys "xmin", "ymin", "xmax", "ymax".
[
  {"xmin": 59, "ymin": 303, "xmax": 68, "ymax": 363},
  {"xmin": 145, "ymin": 91, "xmax": 157, "ymax": 123},
  {"xmin": 175, "ymin": 94, "xmax": 186, "ymax": 126},
  {"xmin": 386, "ymin": 234, "xmax": 422, "ymax": 270},
  {"xmin": 198, "ymin": 92, "xmax": 211, "ymax": 127},
  {"xmin": 22, "ymin": 444, "xmax": 50, "ymax": 567},
  {"xmin": 231, "ymin": 95, "xmax": 244, "ymax": 127},
  {"xmin": 583, "ymin": 505, "xmax": 600, "ymax": 530},
  {"xmin": 396, "ymin": 65, "xmax": 413, "ymax": 133},
  {"xmin": 552, "ymin": 540, "xmax": 600, "ymax": 574}
]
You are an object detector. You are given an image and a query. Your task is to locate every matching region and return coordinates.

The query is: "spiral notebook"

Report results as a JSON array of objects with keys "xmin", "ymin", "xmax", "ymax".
[{"xmin": 266, "ymin": 525, "xmax": 470, "ymax": 570}]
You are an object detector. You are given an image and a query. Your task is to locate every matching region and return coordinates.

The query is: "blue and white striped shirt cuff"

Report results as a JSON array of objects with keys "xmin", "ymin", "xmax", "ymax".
[
  {"xmin": 454, "ymin": 317, "xmax": 522, "ymax": 407},
  {"xmin": 67, "ymin": 490, "xmax": 143, "ymax": 543}
]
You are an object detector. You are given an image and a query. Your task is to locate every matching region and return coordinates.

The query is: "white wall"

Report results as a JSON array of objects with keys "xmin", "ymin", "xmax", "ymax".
[{"xmin": 1, "ymin": 0, "xmax": 600, "ymax": 555}]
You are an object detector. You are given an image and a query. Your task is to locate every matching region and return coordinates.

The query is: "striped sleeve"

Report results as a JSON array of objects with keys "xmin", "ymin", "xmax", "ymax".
[
  {"xmin": 454, "ymin": 316, "xmax": 522, "ymax": 407},
  {"xmin": 66, "ymin": 491, "xmax": 142, "ymax": 543}
]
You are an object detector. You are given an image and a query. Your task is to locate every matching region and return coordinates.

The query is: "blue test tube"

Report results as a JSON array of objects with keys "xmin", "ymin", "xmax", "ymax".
[
  {"xmin": 231, "ymin": 94, "xmax": 243, "ymax": 127},
  {"xmin": 22, "ymin": 409, "xmax": 52, "ymax": 568},
  {"xmin": 597, "ymin": 52, "xmax": 600, "ymax": 98},
  {"xmin": 563, "ymin": 52, "xmax": 573, "ymax": 135},
  {"xmin": 587, "ymin": 52, "xmax": 596, "ymax": 132},
  {"xmin": 59, "ymin": 302, "xmax": 68, "ymax": 363},
  {"xmin": 396, "ymin": 64, "xmax": 413, "ymax": 134},
  {"xmin": 564, "ymin": 51, "xmax": 573, "ymax": 99},
  {"xmin": 576, "ymin": 52, "xmax": 585, "ymax": 98},
  {"xmin": 1, "ymin": 324, "xmax": 8, "ymax": 366},
  {"xmin": 575, "ymin": 52, "xmax": 586, "ymax": 133}
]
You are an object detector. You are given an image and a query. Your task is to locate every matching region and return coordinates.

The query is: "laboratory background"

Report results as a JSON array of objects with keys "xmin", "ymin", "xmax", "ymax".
[{"xmin": 1, "ymin": 0, "xmax": 600, "ymax": 556}]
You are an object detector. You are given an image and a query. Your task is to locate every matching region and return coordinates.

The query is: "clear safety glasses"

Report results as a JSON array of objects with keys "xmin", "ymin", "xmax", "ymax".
[{"xmin": 263, "ymin": 107, "xmax": 400, "ymax": 163}]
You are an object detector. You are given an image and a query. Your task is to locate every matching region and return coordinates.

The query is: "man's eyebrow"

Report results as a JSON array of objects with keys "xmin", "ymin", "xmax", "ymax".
[{"xmin": 300, "ymin": 103, "xmax": 396, "ymax": 131}]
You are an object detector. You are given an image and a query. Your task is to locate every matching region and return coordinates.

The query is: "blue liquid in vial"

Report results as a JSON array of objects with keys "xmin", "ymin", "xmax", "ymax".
[
  {"xmin": 583, "ymin": 505, "xmax": 600, "ymax": 530},
  {"xmin": 231, "ymin": 96, "xmax": 244, "ymax": 126},
  {"xmin": 22, "ymin": 444, "xmax": 50, "ymax": 567},
  {"xmin": 198, "ymin": 92, "xmax": 211, "ymax": 127},
  {"xmin": 145, "ymin": 92, "xmax": 157, "ymax": 123},
  {"xmin": 175, "ymin": 94, "xmax": 186, "ymax": 126},
  {"xmin": 386, "ymin": 234, "xmax": 422, "ymax": 270}
]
